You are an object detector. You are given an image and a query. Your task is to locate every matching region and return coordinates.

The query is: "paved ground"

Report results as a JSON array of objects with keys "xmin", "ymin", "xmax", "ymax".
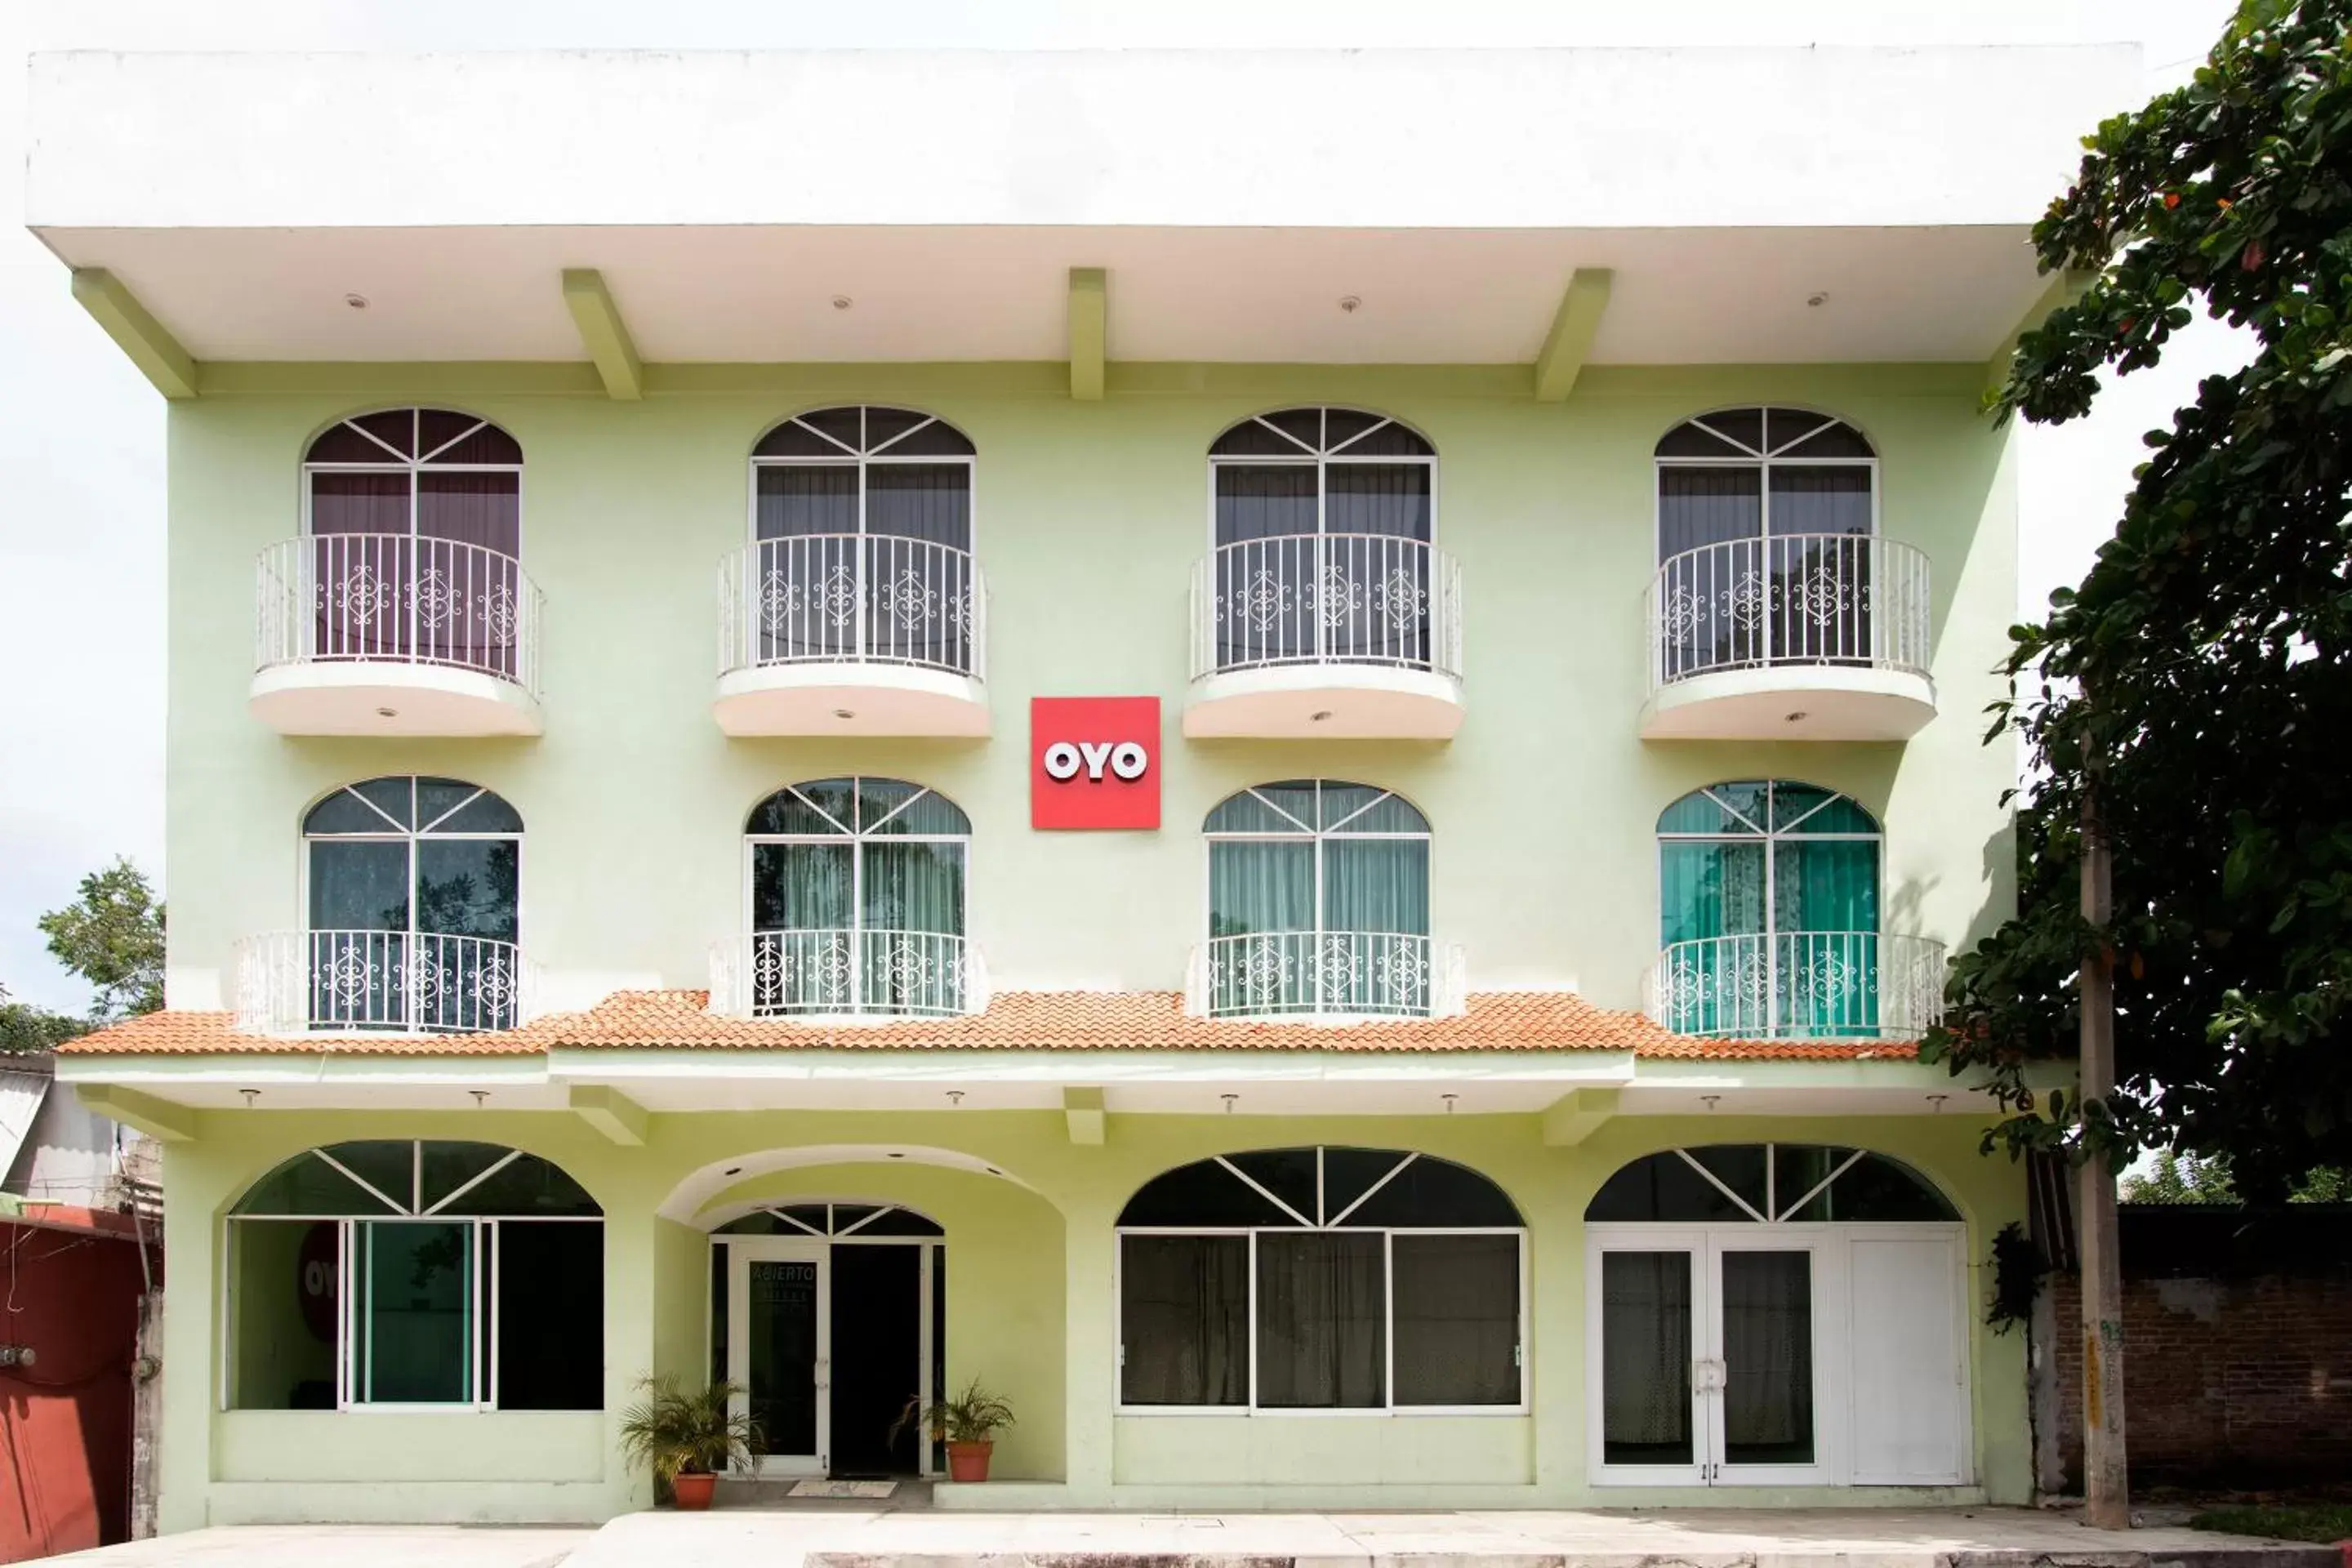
[{"xmin": 47, "ymin": 1508, "xmax": 2346, "ymax": 1568}]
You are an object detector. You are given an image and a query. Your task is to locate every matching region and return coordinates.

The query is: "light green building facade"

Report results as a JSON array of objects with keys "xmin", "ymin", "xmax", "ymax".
[{"xmin": 30, "ymin": 42, "xmax": 2126, "ymax": 1532}]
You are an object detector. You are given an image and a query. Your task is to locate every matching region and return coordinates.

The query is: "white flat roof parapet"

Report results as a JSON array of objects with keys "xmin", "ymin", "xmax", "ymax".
[{"xmin": 29, "ymin": 47, "xmax": 2136, "ymax": 233}]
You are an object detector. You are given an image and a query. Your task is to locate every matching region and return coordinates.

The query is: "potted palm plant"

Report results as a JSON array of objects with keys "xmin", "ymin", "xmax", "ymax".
[
  {"xmin": 618, "ymin": 1374, "xmax": 760, "ymax": 1511},
  {"xmin": 891, "ymin": 1377, "xmax": 1015, "ymax": 1482}
]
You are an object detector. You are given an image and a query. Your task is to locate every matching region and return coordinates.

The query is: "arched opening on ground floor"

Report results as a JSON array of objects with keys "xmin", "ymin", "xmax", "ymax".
[{"xmin": 1585, "ymin": 1143, "xmax": 1971, "ymax": 1490}]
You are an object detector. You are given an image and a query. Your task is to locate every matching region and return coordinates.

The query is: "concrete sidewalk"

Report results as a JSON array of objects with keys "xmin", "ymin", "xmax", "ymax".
[{"xmin": 48, "ymin": 1509, "xmax": 2345, "ymax": 1568}]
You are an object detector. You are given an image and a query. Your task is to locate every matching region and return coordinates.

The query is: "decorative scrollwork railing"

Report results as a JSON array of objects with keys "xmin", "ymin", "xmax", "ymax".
[
  {"xmin": 1645, "ymin": 533, "xmax": 1929, "ymax": 690},
  {"xmin": 718, "ymin": 536, "xmax": 985, "ymax": 683},
  {"xmin": 234, "ymin": 930, "xmax": 534, "ymax": 1035},
  {"xmin": 256, "ymin": 535, "xmax": 542, "ymax": 696},
  {"xmin": 1644, "ymin": 931, "xmax": 1945, "ymax": 1041},
  {"xmin": 1186, "ymin": 930, "xmax": 1466, "ymax": 1021},
  {"xmin": 1191, "ymin": 534, "xmax": 1461, "ymax": 681},
  {"xmin": 708, "ymin": 929, "xmax": 985, "ymax": 1020}
]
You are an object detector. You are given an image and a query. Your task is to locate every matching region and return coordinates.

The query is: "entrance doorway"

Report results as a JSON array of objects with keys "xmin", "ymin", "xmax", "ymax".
[{"xmin": 714, "ymin": 1203, "xmax": 944, "ymax": 1480}]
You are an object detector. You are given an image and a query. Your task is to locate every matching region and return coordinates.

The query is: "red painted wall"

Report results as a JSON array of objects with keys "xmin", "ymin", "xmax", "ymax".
[{"xmin": 0, "ymin": 1221, "xmax": 150, "ymax": 1562}]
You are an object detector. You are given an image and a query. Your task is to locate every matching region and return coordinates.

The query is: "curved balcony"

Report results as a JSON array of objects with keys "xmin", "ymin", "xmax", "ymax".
[
  {"xmin": 251, "ymin": 536, "xmax": 543, "ymax": 736},
  {"xmin": 1645, "ymin": 931, "xmax": 1945, "ymax": 1042},
  {"xmin": 715, "ymin": 536, "xmax": 988, "ymax": 737},
  {"xmin": 234, "ymin": 929, "xmax": 536, "ymax": 1036},
  {"xmin": 1640, "ymin": 534, "xmax": 1934, "ymax": 741},
  {"xmin": 1186, "ymin": 931, "xmax": 1467, "ymax": 1022},
  {"xmin": 707, "ymin": 929, "xmax": 987, "ymax": 1021},
  {"xmin": 1186, "ymin": 534, "xmax": 1463, "ymax": 740}
]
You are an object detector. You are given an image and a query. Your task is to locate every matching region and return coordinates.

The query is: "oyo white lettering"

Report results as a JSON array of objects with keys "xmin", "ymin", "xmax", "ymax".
[{"xmin": 1042, "ymin": 739, "xmax": 1152, "ymax": 782}]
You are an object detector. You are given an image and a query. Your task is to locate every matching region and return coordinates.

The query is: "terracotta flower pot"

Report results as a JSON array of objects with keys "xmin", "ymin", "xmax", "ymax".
[
  {"xmin": 946, "ymin": 1440, "xmax": 994, "ymax": 1482},
  {"xmin": 671, "ymin": 1471, "xmax": 718, "ymax": 1511}
]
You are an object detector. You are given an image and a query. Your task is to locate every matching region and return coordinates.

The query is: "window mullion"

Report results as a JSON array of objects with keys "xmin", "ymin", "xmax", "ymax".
[
  {"xmin": 1247, "ymin": 1231, "xmax": 1261, "ymax": 1414},
  {"xmin": 1383, "ymin": 1228, "xmax": 1396, "ymax": 1414}
]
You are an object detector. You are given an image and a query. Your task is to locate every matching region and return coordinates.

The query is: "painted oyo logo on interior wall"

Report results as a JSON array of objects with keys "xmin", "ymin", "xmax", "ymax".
[{"xmin": 1031, "ymin": 697, "xmax": 1160, "ymax": 830}]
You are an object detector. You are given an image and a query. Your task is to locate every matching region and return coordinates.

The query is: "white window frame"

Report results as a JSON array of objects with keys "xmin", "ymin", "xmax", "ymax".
[
  {"xmin": 1650, "ymin": 405, "xmax": 1880, "ymax": 564},
  {"xmin": 746, "ymin": 405, "xmax": 978, "ymax": 550},
  {"xmin": 1205, "ymin": 405, "xmax": 1438, "ymax": 555},
  {"xmin": 1113, "ymin": 1149, "xmax": 1527, "ymax": 1418},
  {"xmin": 1653, "ymin": 779, "xmax": 1883, "ymax": 950},
  {"xmin": 220, "ymin": 1141, "xmax": 602, "ymax": 1415},
  {"xmin": 301, "ymin": 406, "xmax": 527, "ymax": 555},
  {"xmin": 1200, "ymin": 780, "xmax": 1434, "ymax": 955}
]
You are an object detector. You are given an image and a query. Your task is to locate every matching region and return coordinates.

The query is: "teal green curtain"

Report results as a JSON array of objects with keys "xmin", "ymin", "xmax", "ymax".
[
  {"xmin": 1773, "ymin": 840, "xmax": 1877, "ymax": 933},
  {"xmin": 1322, "ymin": 840, "xmax": 1428, "ymax": 935},
  {"xmin": 1659, "ymin": 840, "xmax": 1766, "ymax": 944},
  {"xmin": 1209, "ymin": 842, "xmax": 1313, "ymax": 938},
  {"xmin": 1775, "ymin": 838, "xmax": 1880, "ymax": 1037}
]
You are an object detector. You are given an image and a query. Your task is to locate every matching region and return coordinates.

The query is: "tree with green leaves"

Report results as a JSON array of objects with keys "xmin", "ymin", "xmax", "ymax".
[
  {"xmin": 38, "ymin": 858, "xmax": 166, "ymax": 1021},
  {"xmin": 0, "ymin": 982, "xmax": 92, "ymax": 1053},
  {"xmin": 1924, "ymin": 0, "xmax": 2352, "ymax": 1201}
]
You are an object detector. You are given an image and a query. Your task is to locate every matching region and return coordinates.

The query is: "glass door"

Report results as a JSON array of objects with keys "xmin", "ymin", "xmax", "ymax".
[
  {"xmin": 1709, "ymin": 1240, "xmax": 1827, "ymax": 1485},
  {"xmin": 1589, "ymin": 1228, "xmax": 1829, "ymax": 1486},
  {"xmin": 728, "ymin": 1240, "xmax": 829, "ymax": 1476}
]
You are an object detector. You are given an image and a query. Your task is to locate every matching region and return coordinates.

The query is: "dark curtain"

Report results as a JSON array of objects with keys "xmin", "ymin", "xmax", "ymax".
[
  {"xmin": 1119, "ymin": 1235, "xmax": 1249, "ymax": 1405},
  {"xmin": 1656, "ymin": 466, "xmax": 1765, "ymax": 678},
  {"xmin": 1766, "ymin": 467, "xmax": 1873, "ymax": 663},
  {"xmin": 1391, "ymin": 1234, "xmax": 1519, "ymax": 1405},
  {"xmin": 1254, "ymin": 1232, "xmax": 1384, "ymax": 1408}
]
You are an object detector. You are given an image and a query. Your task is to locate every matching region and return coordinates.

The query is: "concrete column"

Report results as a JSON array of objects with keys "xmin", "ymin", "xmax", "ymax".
[{"xmin": 1061, "ymin": 1194, "xmax": 1118, "ymax": 1501}]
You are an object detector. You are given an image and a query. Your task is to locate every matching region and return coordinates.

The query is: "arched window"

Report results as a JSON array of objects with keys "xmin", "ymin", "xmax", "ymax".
[
  {"xmin": 1206, "ymin": 408, "xmax": 1437, "ymax": 670},
  {"xmin": 1586, "ymin": 1145, "xmax": 1956, "ymax": 1224},
  {"xmin": 1584, "ymin": 1144, "xmax": 1966, "ymax": 1485},
  {"xmin": 746, "ymin": 777, "xmax": 972, "ymax": 1017},
  {"xmin": 715, "ymin": 1202, "xmax": 944, "ymax": 1237},
  {"xmin": 226, "ymin": 1140, "xmax": 600, "ymax": 1412},
  {"xmin": 1202, "ymin": 780, "xmax": 1431, "ymax": 1018},
  {"xmin": 1117, "ymin": 1147, "xmax": 1522, "ymax": 1412},
  {"xmin": 1656, "ymin": 781, "xmax": 1881, "ymax": 1037},
  {"xmin": 1653, "ymin": 407, "xmax": 1878, "ymax": 679},
  {"xmin": 748, "ymin": 407, "xmax": 977, "ymax": 674},
  {"xmin": 303, "ymin": 408, "xmax": 525, "ymax": 679},
  {"xmin": 303, "ymin": 777, "xmax": 523, "ymax": 1033}
]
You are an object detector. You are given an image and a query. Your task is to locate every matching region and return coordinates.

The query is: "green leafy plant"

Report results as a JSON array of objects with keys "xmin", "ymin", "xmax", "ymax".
[
  {"xmin": 618, "ymin": 1374, "xmax": 760, "ymax": 1485},
  {"xmin": 39, "ymin": 858, "xmax": 166, "ymax": 1021},
  {"xmin": 1985, "ymin": 1220, "xmax": 2049, "ymax": 1335},
  {"xmin": 890, "ymin": 1376, "xmax": 1015, "ymax": 1447}
]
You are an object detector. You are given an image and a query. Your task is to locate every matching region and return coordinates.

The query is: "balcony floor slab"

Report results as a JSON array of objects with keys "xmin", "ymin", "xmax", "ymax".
[
  {"xmin": 248, "ymin": 662, "xmax": 542, "ymax": 737},
  {"xmin": 715, "ymin": 664, "xmax": 990, "ymax": 738},
  {"xmin": 1640, "ymin": 663, "xmax": 1935, "ymax": 742},
  {"xmin": 1184, "ymin": 664, "xmax": 1463, "ymax": 740}
]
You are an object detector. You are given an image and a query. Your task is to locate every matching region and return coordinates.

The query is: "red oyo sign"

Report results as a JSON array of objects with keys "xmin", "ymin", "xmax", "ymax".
[{"xmin": 1031, "ymin": 697, "xmax": 1161, "ymax": 831}]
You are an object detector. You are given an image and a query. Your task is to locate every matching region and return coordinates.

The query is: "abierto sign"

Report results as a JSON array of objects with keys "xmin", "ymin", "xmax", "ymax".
[{"xmin": 1031, "ymin": 697, "xmax": 1160, "ymax": 830}]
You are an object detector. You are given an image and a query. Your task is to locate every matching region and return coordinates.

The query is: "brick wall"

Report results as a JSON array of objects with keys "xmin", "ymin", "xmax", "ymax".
[{"xmin": 2046, "ymin": 1207, "xmax": 2352, "ymax": 1490}]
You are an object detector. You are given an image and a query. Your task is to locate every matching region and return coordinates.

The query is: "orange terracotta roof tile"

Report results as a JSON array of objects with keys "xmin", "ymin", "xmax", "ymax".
[{"xmin": 57, "ymin": 989, "xmax": 1922, "ymax": 1062}]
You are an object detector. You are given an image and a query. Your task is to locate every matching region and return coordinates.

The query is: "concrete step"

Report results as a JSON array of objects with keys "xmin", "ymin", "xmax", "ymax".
[{"xmin": 709, "ymin": 1477, "xmax": 933, "ymax": 1512}]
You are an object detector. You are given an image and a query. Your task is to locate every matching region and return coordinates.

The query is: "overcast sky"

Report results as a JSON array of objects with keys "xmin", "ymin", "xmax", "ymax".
[{"xmin": 0, "ymin": 0, "xmax": 2252, "ymax": 1012}]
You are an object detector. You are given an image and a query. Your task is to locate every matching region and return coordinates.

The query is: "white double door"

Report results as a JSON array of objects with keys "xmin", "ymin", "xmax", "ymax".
[{"xmin": 1588, "ymin": 1225, "xmax": 1967, "ymax": 1487}]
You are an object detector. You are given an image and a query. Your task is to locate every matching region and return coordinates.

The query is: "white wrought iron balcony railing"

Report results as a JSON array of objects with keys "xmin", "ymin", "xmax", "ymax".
[
  {"xmin": 234, "ymin": 930, "xmax": 537, "ymax": 1036},
  {"xmin": 256, "ymin": 535, "xmax": 544, "ymax": 696},
  {"xmin": 1645, "ymin": 534, "xmax": 1930, "ymax": 691},
  {"xmin": 707, "ymin": 929, "xmax": 987, "ymax": 1021},
  {"xmin": 1191, "ymin": 534, "xmax": 1462, "ymax": 681},
  {"xmin": 717, "ymin": 536, "xmax": 987, "ymax": 683},
  {"xmin": 1644, "ymin": 931, "xmax": 1946, "ymax": 1041},
  {"xmin": 1185, "ymin": 931, "xmax": 1467, "ymax": 1022}
]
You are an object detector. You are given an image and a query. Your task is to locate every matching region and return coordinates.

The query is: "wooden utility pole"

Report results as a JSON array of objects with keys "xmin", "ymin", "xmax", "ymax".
[{"xmin": 2078, "ymin": 743, "xmax": 2129, "ymax": 1529}]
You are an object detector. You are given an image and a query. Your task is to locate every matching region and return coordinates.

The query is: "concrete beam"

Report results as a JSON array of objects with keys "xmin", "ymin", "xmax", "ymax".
[
  {"xmin": 1067, "ymin": 267, "xmax": 1107, "ymax": 402},
  {"xmin": 69, "ymin": 269, "xmax": 198, "ymax": 399},
  {"xmin": 1064, "ymin": 1086, "xmax": 1107, "ymax": 1145},
  {"xmin": 1983, "ymin": 265, "xmax": 2100, "ymax": 403},
  {"xmin": 568, "ymin": 1083, "xmax": 650, "ymax": 1146},
  {"xmin": 561, "ymin": 268, "xmax": 645, "ymax": 400},
  {"xmin": 1531, "ymin": 268, "xmax": 1612, "ymax": 402},
  {"xmin": 1541, "ymin": 1086, "xmax": 1619, "ymax": 1147},
  {"xmin": 74, "ymin": 1084, "xmax": 196, "ymax": 1143}
]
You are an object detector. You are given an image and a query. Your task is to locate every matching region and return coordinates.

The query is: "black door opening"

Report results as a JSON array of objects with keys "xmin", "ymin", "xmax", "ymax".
[{"xmin": 826, "ymin": 1245, "xmax": 922, "ymax": 1477}]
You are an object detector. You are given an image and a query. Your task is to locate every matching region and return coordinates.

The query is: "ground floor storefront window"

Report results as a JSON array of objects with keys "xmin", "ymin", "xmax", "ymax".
[
  {"xmin": 225, "ymin": 1139, "xmax": 603, "ymax": 1411},
  {"xmin": 1116, "ymin": 1147, "xmax": 1524, "ymax": 1413}
]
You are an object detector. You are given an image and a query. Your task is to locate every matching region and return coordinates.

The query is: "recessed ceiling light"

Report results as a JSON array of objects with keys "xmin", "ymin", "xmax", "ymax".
[
  {"xmin": 887, "ymin": 1152, "xmax": 905, "ymax": 1159},
  {"xmin": 985, "ymin": 1167, "xmax": 1002, "ymax": 1177},
  {"xmin": 833, "ymin": 708, "xmax": 855, "ymax": 720},
  {"xmin": 1806, "ymin": 292, "xmax": 1828, "ymax": 308},
  {"xmin": 345, "ymin": 293, "xmax": 369, "ymax": 310},
  {"xmin": 724, "ymin": 1166, "xmax": 743, "ymax": 1177},
  {"xmin": 1338, "ymin": 295, "xmax": 1362, "ymax": 314},
  {"xmin": 376, "ymin": 706, "xmax": 399, "ymax": 719},
  {"xmin": 1310, "ymin": 710, "xmax": 1334, "ymax": 723},
  {"xmin": 831, "ymin": 296, "xmax": 853, "ymax": 311},
  {"xmin": 1784, "ymin": 710, "xmax": 1808, "ymax": 724}
]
